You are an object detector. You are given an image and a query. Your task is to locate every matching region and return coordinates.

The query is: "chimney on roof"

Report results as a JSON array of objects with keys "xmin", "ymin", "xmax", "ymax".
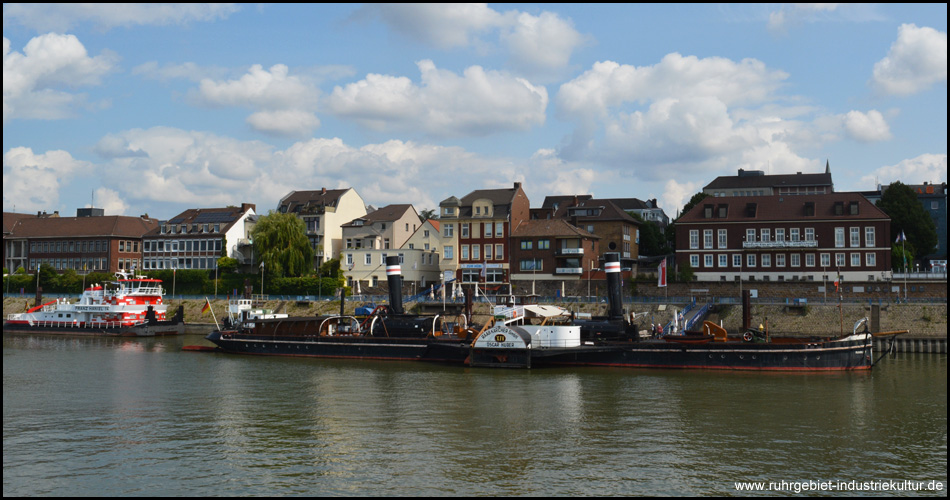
[
  {"xmin": 514, "ymin": 182, "xmax": 522, "ymax": 190},
  {"xmin": 241, "ymin": 203, "xmax": 256, "ymax": 213},
  {"xmin": 321, "ymin": 187, "xmax": 327, "ymax": 195}
]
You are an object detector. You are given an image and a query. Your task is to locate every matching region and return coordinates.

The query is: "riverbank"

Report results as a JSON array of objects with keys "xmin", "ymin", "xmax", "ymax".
[{"xmin": 6, "ymin": 296, "xmax": 944, "ymax": 338}]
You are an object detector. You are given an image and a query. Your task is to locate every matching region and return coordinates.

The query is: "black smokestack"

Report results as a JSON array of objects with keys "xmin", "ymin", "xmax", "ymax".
[
  {"xmin": 604, "ymin": 252, "xmax": 623, "ymax": 320},
  {"xmin": 385, "ymin": 255, "xmax": 404, "ymax": 315}
]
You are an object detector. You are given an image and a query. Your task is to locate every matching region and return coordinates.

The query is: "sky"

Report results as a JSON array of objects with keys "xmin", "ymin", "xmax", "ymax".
[{"xmin": 3, "ymin": 3, "xmax": 947, "ymax": 221}]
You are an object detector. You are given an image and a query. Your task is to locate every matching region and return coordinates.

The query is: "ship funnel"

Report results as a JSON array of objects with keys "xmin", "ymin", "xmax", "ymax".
[
  {"xmin": 385, "ymin": 255, "xmax": 405, "ymax": 315},
  {"xmin": 604, "ymin": 252, "xmax": 623, "ymax": 320}
]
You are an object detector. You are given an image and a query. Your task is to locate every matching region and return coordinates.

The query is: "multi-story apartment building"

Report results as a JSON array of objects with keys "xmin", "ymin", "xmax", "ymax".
[
  {"xmin": 509, "ymin": 219, "xmax": 600, "ymax": 282},
  {"xmin": 142, "ymin": 204, "xmax": 255, "ymax": 271},
  {"xmin": 277, "ymin": 188, "xmax": 367, "ymax": 267},
  {"xmin": 341, "ymin": 204, "xmax": 419, "ymax": 252},
  {"xmin": 552, "ymin": 198, "xmax": 641, "ymax": 275},
  {"xmin": 863, "ymin": 181, "xmax": 947, "ymax": 264},
  {"xmin": 674, "ymin": 193, "xmax": 891, "ymax": 283},
  {"xmin": 5, "ymin": 208, "xmax": 158, "ymax": 274},
  {"xmin": 439, "ymin": 183, "xmax": 530, "ymax": 288}
]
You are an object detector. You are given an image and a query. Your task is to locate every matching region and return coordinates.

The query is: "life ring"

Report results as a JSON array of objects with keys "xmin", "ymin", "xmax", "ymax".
[{"xmin": 743, "ymin": 331, "xmax": 754, "ymax": 342}]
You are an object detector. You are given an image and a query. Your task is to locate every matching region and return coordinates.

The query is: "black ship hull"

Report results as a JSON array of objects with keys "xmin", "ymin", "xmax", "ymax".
[{"xmin": 205, "ymin": 330, "xmax": 470, "ymax": 364}]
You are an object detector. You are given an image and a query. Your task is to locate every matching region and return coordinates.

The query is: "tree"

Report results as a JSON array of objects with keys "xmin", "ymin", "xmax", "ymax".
[
  {"xmin": 216, "ymin": 256, "xmax": 239, "ymax": 274},
  {"xmin": 876, "ymin": 182, "xmax": 937, "ymax": 261},
  {"xmin": 252, "ymin": 211, "xmax": 314, "ymax": 278},
  {"xmin": 419, "ymin": 208, "xmax": 437, "ymax": 222},
  {"xmin": 629, "ymin": 213, "xmax": 669, "ymax": 256}
]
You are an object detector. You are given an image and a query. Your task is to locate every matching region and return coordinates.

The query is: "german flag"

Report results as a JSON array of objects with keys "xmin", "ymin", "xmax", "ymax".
[{"xmin": 201, "ymin": 299, "xmax": 212, "ymax": 315}]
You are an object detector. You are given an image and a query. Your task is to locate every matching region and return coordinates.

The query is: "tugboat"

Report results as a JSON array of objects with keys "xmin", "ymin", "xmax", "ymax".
[
  {"xmin": 204, "ymin": 256, "xmax": 474, "ymax": 363},
  {"xmin": 4, "ymin": 272, "xmax": 185, "ymax": 337}
]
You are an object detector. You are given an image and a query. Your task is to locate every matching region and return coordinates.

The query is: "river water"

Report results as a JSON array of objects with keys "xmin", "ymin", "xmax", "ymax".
[{"xmin": 3, "ymin": 333, "xmax": 947, "ymax": 497}]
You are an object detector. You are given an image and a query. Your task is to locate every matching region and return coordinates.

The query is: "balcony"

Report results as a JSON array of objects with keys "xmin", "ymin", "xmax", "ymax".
[
  {"xmin": 555, "ymin": 267, "xmax": 583, "ymax": 274},
  {"xmin": 555, "ymin": 247, "xmax": 585, "ymax": 256},
  {"xmin": 742, "ymin": 240, "xmax": 818, "ymax": 249}
]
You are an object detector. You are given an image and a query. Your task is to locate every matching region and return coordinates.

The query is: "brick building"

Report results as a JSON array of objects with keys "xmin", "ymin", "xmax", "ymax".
[
  {"xmin": 675, "ymin": 193, "xmax": 891, "ymax": 283},
  {"xmin": 509, "ymin": 219, "xmax": 600, "ymax": 282},
  {"xmin": 5, "ymin": 209, "xmax": 158, "ymax": 274}
]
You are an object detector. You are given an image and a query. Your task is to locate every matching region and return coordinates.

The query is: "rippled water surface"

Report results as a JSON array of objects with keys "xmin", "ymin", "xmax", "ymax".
[{"xmin": 3, "ymin": 334, "xmax": 947, "ymax": 496}]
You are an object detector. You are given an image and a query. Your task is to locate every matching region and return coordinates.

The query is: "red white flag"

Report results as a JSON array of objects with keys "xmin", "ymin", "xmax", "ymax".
[{"xmin": 658, "ymin": 258, "xmax": 667, "ymax": 287}]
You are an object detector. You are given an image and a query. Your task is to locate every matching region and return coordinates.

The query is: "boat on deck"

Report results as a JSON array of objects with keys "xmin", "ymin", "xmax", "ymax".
[{"xmin": 4, "ymin": 272, "xmax": 185, "ymax": 337}]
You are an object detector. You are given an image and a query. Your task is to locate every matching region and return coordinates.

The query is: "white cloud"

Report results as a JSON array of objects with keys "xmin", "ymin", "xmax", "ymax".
[
  {"xmin": 841, "ymin": 110, "xmax": 892, "ymax": 142},
  {"xmin": 327, "ymin": 60, "xmax": 548, "ymax": 137},
  {"xmin": 872, "ymin": 24, "xmax": 947, "ymax": 96},
  {"xmin": 3, "ymin": 3, "xmax": 240, "ymax": 32},
  {"xmin": 660, "ymin": 179, "xmax": 702, "ymax": 219},
  {"xmin": 362, "ymin": 4, "xmax": 585, "ymax": 76},
  {"xmin": 2, "ymin": 147, "xmax": 90, "ymax": 212},
  {"xmin": 860, "ymin": 154, "xmax": 948, "ymax": 188},
  {"xmin": 3, "ymin": 33, "xmax": 116, "ymax": 122},
  {"xmin": 91, "ymin": 187, "xmax": 129, "ymax": 216},
  {"xmin": 196, "ymin": 64, "xmax": 321, "ymax": 136}
]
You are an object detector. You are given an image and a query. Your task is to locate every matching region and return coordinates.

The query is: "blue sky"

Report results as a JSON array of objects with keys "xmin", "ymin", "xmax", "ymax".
[{"xmin": 3, "ymin": 4, "xmax": 947, "ymax": 220}]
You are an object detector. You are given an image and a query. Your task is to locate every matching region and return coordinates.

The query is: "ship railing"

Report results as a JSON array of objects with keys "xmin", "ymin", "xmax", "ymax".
[{"xmin": 13, "ymin": 319, "xmax": 136, "ymax": 329}]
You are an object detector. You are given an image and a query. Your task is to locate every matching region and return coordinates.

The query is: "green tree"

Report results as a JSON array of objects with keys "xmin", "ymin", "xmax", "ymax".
[
  {"xmin": 629, "ymin": 213, "xmax": 669, "ymax": 256},
  {"xmin": 419, "ymin": 208, "xmax": 437, "ymax": 222},
  {"xmin": 876, "ymin": 182, "xmax": 937, "ymax": 261},
  {"xmin": 252, "ymin": 211, "xmax": 314, "ymax": 278},
  {"xmin": 216, "ymin": 256, "xmax": 239, "ymax": 274}
]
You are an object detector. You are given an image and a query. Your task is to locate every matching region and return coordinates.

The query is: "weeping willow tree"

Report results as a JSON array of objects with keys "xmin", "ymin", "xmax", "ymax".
[{"xmin": 251, "ymin": 211, "xmax": 314, "ymax": 277}]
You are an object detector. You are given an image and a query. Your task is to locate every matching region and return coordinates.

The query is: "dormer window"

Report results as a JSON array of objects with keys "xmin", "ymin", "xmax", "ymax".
[
  {"xmin": 703, "ymin": 204, "xmax": 713, "ymax": 219},
  {"xmin": 804, "ymin": 202, "xmax": 815, "ymax": 217},
  {"xmin": 834, "ymin": 202, "xmax": 844, "ymax": 216},
  {"xmin": 746, "ymin": 203, "xmax": 757, "ymax": 217},
  {"xmin": 717, "ymin": 205, "xmax": 728, "ymax": 218},
  {"xmin": 849, "ymin": 202, "xmax": 859, "ymax": 215}
]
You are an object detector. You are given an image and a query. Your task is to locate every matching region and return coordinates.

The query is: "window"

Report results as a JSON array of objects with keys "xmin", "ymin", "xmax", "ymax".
[
  {"xmin": 760, "ymin": 229, "xmax": 770, "ymax": 242},
  {"xmin": 704, "ymin": 230, "xmax": 713, "ymax": 249},
  {"xmin": 820, "ymin": 253, "xmax": 830, "ymax": 267},
  {"xmin": 746, "ymin": 228, "xmax": 756, "ymax": 242},
  {"xmin": 790, "ymin": 228, "xmax": 800, "ymax": 242},
  {"xmin": 851, "ymin": 253, "xmax": 860, "ymax": 267},
  {"xmin": 762, "ymin": 254, "xmax": 771, "ymax": 267},
  {"xmin": 718, "ymin": 229, "xmax": 727, "ymax": 249},
  {"xmin": 690, "ymin": 255, "xmax": 700, "ymax": 267},
  {"xmin": 791, "ymin": 254, "xmax": 800, "ymax": 267},
  {"xmin": 806, "ymin": 254, "xmax": 815, "ymax": 267},
  {"xmin": 495, "ymin": 222, "xmax": 504, "ymax": 237},
  {"xmin": 733, "ymin": 254, "xmax": 741, "ymax": 267},
  {"xmin": 495, "ymin": 244, "xmax": 503, "ymax": 260},
  {"xmin": 484, "ymin": 245, "xmax": 493, "ymax": 260},
  {"xmin": 461, "ymin": 245, "xmax": 469, "ymax": 260},
  {"xmin": 704, "ymin": 255, "xmax": 713, "ymax": 267},
  {"xmin": 689, "ymin": 230, "xmax": 699, "ymax": 249},
  {"xmin": 346, "ymin": 253, "xmax": 353, "ymax": 266},
  {"xmin": 461, "ymin": 223, "xmax": 469, "ymax": 238},
  {"xmin": 776, "ymin": 254, "xmax": 786, "ymax": 267},
  {"xmin": 719, "ymin": 254, "xmax": 728, "ymax": 267},
  {"xmin": 865, "ymin": 227, "xmax": 875, "ymax": 247},
  {"xmin": 484, "ymin": 223, "xmax": 492, "ymax": 237},
  {"xmin": 836, "ymin": 253, "xmax": 846, "ymax": 267},
  {"xmin": 805, "ymin": 228, "xmax": 815, "ymax": 242},
  {"xmin": 835, "ymin": 228, "xmax": 845, "ymax": 248},
  {"xmin": 776, "ymin": 229, "xmax": 785, "ymax": 242},
  {"xmin": 364, "ymin": 254, "xmax": 372, "ymax": 265},
  {"xmin": 747, "ymin": 254, "xmax": 756, "ymax": 267},
  {"xmin": 520, "ymin": 241, "xmax": 533, "ymax": 250},
  {"xmin": 866, "ymin": 253, "xmax": 877, "ymax": 267},
  {"xmin": 538, "ymin": 240, "xmax": 550, "ymax": 250},
  {"xmin": 443, "ymin": 224, "xmax": 454, "ymax": 238},
  {"xmin": 472, "ymin": 244, "xmax": 479, "ymax": 260},
  {"xmin": 443, "ymin": 246, "xmax": 453, "ymax": 260},
  {"xmin": 850, "ymin": 227, "xmax": 860, "ymax": 247},
  {"xmin": 520, "ymin": 259, "xmax": 542, "ymax": 271}
]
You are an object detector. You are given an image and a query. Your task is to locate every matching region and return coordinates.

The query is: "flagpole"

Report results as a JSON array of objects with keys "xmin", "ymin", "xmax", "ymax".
[
  {"xmin": 902, "ymin": 232, "xmax": 907, "ymax": 302},
  {"xmin": 205, "ymin": 297, "xmax": 220, "ymax": 331}
]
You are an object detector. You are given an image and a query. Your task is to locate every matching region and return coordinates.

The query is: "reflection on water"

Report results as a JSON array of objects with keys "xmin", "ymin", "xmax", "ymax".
[{"xmin": 3, "ymin": 334, "xmax": 947, "ymax": 496}]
